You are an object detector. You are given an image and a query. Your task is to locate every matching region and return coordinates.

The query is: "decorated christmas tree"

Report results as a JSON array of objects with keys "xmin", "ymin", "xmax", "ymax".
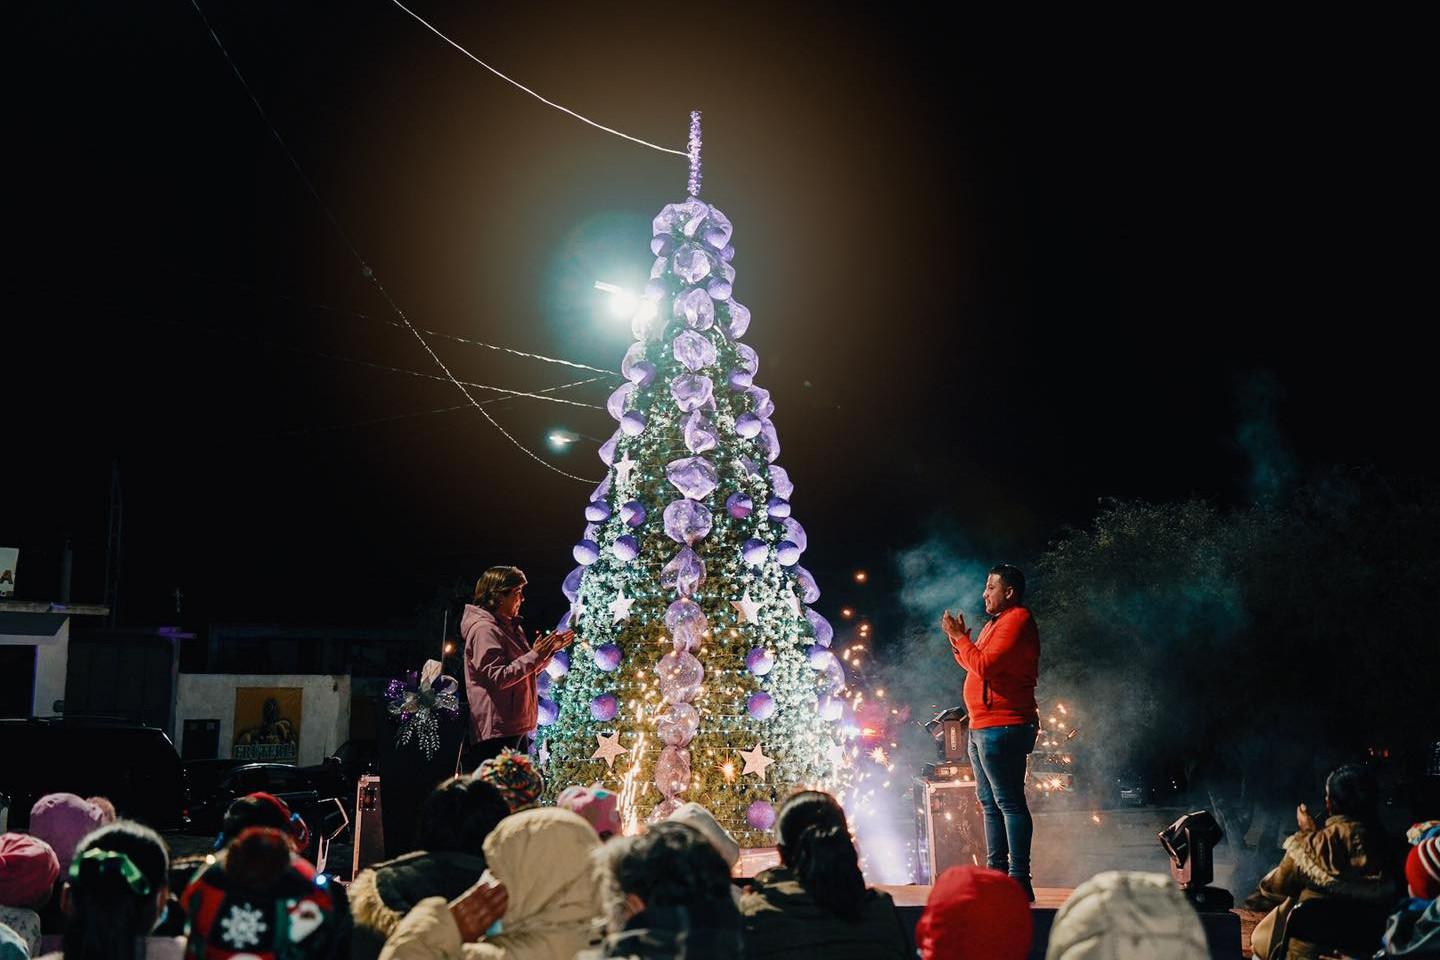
[{"xmin": 539, "ymin": 114, "xmax": 843, "ymax": 846}]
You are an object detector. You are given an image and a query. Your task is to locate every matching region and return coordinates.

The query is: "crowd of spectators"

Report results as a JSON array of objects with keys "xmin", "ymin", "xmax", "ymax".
[{"xmin": 2, "ymin": 759, "xmax": 1436, "ymax": 959}]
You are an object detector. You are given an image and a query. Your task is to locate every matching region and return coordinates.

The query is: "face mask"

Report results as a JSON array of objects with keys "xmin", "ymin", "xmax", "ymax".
[{"xmin": 484, "ymin": 919, "xmax": 504, "ymax": 937}]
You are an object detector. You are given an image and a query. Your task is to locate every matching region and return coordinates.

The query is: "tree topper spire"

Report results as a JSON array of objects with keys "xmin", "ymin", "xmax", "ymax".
[{"xmin": 687, "ymin": 110, "xmax": 703, "ymax": 198}]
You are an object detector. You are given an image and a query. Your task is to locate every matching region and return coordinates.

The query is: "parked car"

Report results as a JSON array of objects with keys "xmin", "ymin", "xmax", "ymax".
[
  {"xmin": 183, "ymin": 762, "xmax": 351, "ymax": 861},
  {"xmin": 0, "ymin": 717, "xmax": 185, "ymax": 830}
]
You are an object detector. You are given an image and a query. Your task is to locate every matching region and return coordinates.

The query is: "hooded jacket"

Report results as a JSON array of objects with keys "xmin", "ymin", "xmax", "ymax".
[
  {"xmin": 739, "ymin": 866, "xmax": 910, "ymax": 960},
  {"xmin": 350, "ymin": 851, "xmax": 489, "ymax": 960},
  {"xmin": 1045, "ymin": 871, "xmax": 1209, "ymax": 960},
  {"xmin": 461, "ymin": 605, "xmax": 545, "ymax": 741},
  {"xmin": 950, "ymin": 605, "xmax": 1040, "ymax": 729},
  {"xmin": 379, "ymin": 809, "xmax": 603, "ymax": 960},
  {"xmin": 577, "ymin": 904, "xmax": 744, "ymax": 960},
  {"xmin": 915, "ymin": 866, "xmax": 1032, "ymax": 960}
]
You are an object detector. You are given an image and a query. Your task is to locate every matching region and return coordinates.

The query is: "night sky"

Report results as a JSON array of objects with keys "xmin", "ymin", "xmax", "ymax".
[{"xmin": 6, "ymin": 4, "xmax": 1431, "ymax": 634}]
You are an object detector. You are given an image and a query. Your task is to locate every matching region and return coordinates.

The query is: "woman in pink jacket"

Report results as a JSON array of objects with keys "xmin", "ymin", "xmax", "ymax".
[{"xmin": 459, "ymin": 566, "xmax": 573, "ymax": 771}]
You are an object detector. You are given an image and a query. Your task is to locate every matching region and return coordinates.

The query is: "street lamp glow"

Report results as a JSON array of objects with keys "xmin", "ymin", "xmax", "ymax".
[
  {"xmin": 548, "ymin": 429, "xmax": 580, "ymax": 450},
  {"xmin": 594, "ymin": 280, "xmax": 638, "ymax": 318}
]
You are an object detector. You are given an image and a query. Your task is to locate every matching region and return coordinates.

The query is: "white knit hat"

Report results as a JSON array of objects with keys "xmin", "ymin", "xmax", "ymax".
[
  {"xmin": 667, "ymin": 801, "xmax": 740, "ymax": 867},
  {"xmin": 1046, "ymin": 871, "xmax": 1209, "ymax": 960}
]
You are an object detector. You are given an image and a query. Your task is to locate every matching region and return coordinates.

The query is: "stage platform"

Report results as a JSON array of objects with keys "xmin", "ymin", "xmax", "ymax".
[{"xmin": 876, "ymin": 884, "xmax": 1243, "ymax": 960}]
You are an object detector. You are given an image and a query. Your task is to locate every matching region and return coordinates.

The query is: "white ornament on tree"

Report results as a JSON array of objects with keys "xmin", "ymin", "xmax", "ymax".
[
  {"xmin": 738, "ymin": 742, "xmax": 774, "ymax": 778},
  {"xmin": 731, "ymin": 590, "xmax": 762, "ymax": 624},
  {"xmin": 609, "ymin": 591, "xmax": 635, "ymax": 623},
  {"xmin": 592, "ymin": 731, "xmax": 630, "ymax": 769},
  {"xmin": 613, "ymin": 453, "xmax": 637, "ymax": 486}
]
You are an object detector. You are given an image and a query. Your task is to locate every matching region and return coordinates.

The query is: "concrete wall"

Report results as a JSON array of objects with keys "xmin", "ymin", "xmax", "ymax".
[
  {"xmin": 0, "ymin": 616, "xmax": 70, "ymax": 716},
  {"xmin": 175, "ymin": 673, "xmax": 351, "ymax": 765}
]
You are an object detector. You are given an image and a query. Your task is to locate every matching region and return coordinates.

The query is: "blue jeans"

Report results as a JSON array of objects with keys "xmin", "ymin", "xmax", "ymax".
[{"xmin": 968, "ymin": 723, "xmax": 1037, "ymax": 880}]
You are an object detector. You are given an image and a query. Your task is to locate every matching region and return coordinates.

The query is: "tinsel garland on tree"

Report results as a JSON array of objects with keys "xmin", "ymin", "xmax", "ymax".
[{"xmin": 539, "ymin": 141, "xmax": 844, "ymax": 846}]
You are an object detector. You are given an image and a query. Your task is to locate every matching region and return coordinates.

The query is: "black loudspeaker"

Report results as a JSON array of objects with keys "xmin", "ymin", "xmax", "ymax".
[
  {"xmin": 913, "ymin": 773, "xmax": 987, "ymax": 884},
  {"xmin": 352, "ymin": 774, "xmax": 385, "ymax": 877}
]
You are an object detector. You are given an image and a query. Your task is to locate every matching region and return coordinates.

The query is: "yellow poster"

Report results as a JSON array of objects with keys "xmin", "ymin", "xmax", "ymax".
[{"xmin": 233, "ymin": 687, "xmax": 302, "ymax": 763}]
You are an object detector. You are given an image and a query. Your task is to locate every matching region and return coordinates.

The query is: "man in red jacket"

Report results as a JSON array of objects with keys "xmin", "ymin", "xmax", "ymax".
[{"xmin": 941, "ymin": 563, "xmax": 1040, "ymax": 901}]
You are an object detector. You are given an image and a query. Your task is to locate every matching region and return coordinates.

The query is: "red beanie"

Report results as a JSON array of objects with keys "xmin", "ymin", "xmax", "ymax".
[
  {"xmin": 1407, "ymin": 837, "xmax": 1440, "ymax": 900},
  {"xmin": 916, "ymin": 866, "xmax": 1032, "ymax": 960},
  {"xmin": 0, "ymin": 833, "xmax": 60, "ymax": 909}
]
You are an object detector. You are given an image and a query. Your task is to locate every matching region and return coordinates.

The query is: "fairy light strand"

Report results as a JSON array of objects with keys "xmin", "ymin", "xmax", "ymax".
[{"xmin": 388, "ymin": 0, "xmax": 689, "ymax": 158}]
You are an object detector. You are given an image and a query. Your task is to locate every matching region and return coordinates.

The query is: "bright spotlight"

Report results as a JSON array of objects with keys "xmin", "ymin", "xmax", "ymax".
[
  {"xmin": 548, "ymin": 429, "xmax": 580, "ymax": 451},
  {"xmin": 594, "ymin": 281, "xmax": 638, "ymax": 319}
]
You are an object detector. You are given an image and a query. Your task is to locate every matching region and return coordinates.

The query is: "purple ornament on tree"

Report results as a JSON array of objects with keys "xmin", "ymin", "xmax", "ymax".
[
  {"xmin": 536, "ymin": 670, "xmax": 552, "ymax": 695},
  {"xmin": 748, "ymin": 386, "xmax": 774, "ymax": 419},
  {"xmin": 620, "ymin": 341, "xmax": 645, "ymax": 378},
  {"xmin": 792, "ymin": 565, "xmax": 820, "ymax": 603},
  {"xmin": 654, "ymin": 746, "xmax": 692, "ymax": 798},
  {"xmin": 767, "ymin": 497, "xmax": 791, "ymax": 518},
  {"xmin": 724, "ymin": 302, "xmax": 751, "ymax": 340},
  {"xmin": 650, "ymin": 234, "xmax": 675, "ymax": 257},
  {"xmin": 562, "ymin": 566, "xmax": 584, "ymax": 601},
  {"xmin": 666, "ymin": 456, "xmax": 718, "ymax": 500},
  {"xmin": 620, "ymin": 411, "xmax": 647, "ymax": 437},
  {"xmin": 746, "ymin": 801, "xmax": 776, "ymax": 831},
  {"xmin": 735, "ymin": 342, "xmax": 759, "ymax": 375},
  {"xmin": 585, "ymin": 501, "xmax": 611, "ymax": 523},
  {"xmin": 683, "ymin": 410, "xmax": 718, "ymax": 454},
  {"xmin": 741, "ymin": 539, "xmax": 769, "ymax": 567},
  {"xmin": 672, "ymin": 330, "xmax": 717, "ymax": 372},
  {"xmin": 589, "ymin": 693, "xmax": 619, "ymax": 721},
  {"xmin": 720, "ymin": 244, "xmax": 736, "ymax": 261},
  {"xmin": 621, "ymin": 500, "xmax": 647, "ymax": 527},
  {"xmin": 734, "ymin": 412, "xmax": 762, "ymax": 438},
  {"xmin": 757, "ymin": 420, "xmax": 781, "ymax": 463},
  {"xmin": 804, "ymin": 607, "xmax": 833, "ymax": 647},
  {"xmin": 672, "ymin": 244, "xmax": 711, "ymax": 285},
  {"xmin": 537, "ymin": 698, "xmax": 559, "ymax": 726},
  {"xmin": 555, "ymin": 609, "xmax": 572, "ymax": 632},
  {"xmin": 823, "ymin": 658, "xmax": 846, "ymax": 694},
  {"xmin": 746, "ymin": 647, "xmax": 775, "ymax": 676},
  {"xmin": 656, "ymin": 702, "xmax": 700, "ymax": 746},
  {"xmin": 776, "ymin": 541, "xmax": 801, "ymax": 566},
  {"xmin": 611, "ymin": 535, "xmax": 640, "ymax": 561},
  {"xmin": 676, "ymin": 288, "xmax": 715, "ymax": 331},
  {"xmin": 598, "ymin": 430, "xmax": 623, "ymax": 467},
  {"xmin": 706, "ymin": 277, "xmax": 732, "ymax": 301},
  {"xmin": 727, "ymin": 369, "xmax": 753, "ymax": 391},
  {"xmin": 546, "ymin": 649, "xmax": 570, "ymax": 678},
  {"xmin": 661, "ymin": 546, "xmax": 706, "ymax": 597},
  {"xmin": 665, "ymin": 598, "xmax": 709, "ymax": 652},
  {"xmin": 781, "ymin": 517, "xmax": 807, "ymax": 551},
  {"xmin": 769, "ymin": 465, "xmax": 794, "ymax": 500},
  {"xmin": 629, "ymin": 361, "xmax": 657, "ymax": 388},
  {"xmin": 591, "ymin": 472, "xmax": 611, "ymax": 503},
  {"xmin": 671, "ymin": 373, "xmax": 714, "ymax": 412},
  {"xmin": 701, "ymin": 205, "xmax": 733, "ymax": 249},
  {"xmin": 655, "ymin": 651, "xmax": 704, "ymax": 702},
  {"xmin": 573, "ymin": 539, "xmax": 600, "ymax": 565},
  {"xmin": 726, "ymin": 492, "xmax": 753, "ymax": 519},
  {"xmin": 808, "ymin": 645, "xmax": 836, "ymax": 669},
  {"xmin": 663, "ymin": 499, "xmax": 713, "ymax": 545},
  {"xmin": 607, "ymin": 382, "xmax": 635, "ymax": 420},
  {"xmin": 747, "ymin": 691, "xmax": 776, "ymax": 720},
  {"xmin": 594, "ymin": 643, "xmax": 623, "ymax": 672}
]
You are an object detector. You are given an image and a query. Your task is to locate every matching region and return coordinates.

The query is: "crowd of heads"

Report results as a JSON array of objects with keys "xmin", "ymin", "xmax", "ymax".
[{"xmin": 4, "ymin": 756, "xmax": 1437, "ymax": 960}]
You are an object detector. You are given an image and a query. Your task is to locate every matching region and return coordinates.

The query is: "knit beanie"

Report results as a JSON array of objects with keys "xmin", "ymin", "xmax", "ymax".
[
  {"xmin": 1407, "ymin": 821, "xmax": 1440, "ymax": 847},
  {"xmin": 666, "ymin": 802, "xmax": 740, "ymax": 868},
  {"xmin": 28, "ymin": 794, "xmax": 111, "ymax": 874},
  {"xmin": 556, "ymin": 785, "xmax": 621, "ymax": 840},
  {"xmin": 1046, "ymin": 870, "xmax": 1208, "ymax": 960},
  {"xmin": 916, "ymin": 866, "xmax": 1031, "ymax": 960},
  {"xmin": 181, "ymin": 828, "xmax": 344, "ymax": 960},
  {"xmin": 474, "ymin": 749, "xmax": 544, "ymax": 812},
  {"xmin": 0, "ymin": 834, "xmax": 59, "ymax": 909},
  {"xmin": 1407, "ymin": 837, "xmax": 1440, "ymax": 901}
]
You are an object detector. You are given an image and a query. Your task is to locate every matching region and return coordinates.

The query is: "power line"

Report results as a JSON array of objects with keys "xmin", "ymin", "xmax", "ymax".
[
  {"xmin": 187, "ymin": 0, "xmax": 601, "ymax": 482},
  {"xmin": 175, "ymin": 270, "xmax": 620, "ymax": 377},
  {"xmin": 387, "ymin": 0, "xmax": 689, "ymax": 158}
]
